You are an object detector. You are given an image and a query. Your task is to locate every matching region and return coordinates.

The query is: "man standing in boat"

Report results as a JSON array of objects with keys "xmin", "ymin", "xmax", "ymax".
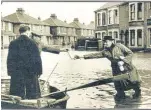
[
  {"xmin": 74, "ymin": 36, "xmax": 142, "ymax": 101},
  {"xmin": 7, "ymin": 25, "xmax": 67, "ymax": 99}
]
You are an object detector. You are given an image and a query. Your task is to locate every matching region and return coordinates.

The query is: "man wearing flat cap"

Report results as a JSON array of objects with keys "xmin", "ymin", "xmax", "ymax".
[
  {"xmin": 7, "ymin": 25, "xmax": 67, "ymax": 99},
  {"xmin": 74, "ymin": 36, "xmax": 141, "ymax": 101}
]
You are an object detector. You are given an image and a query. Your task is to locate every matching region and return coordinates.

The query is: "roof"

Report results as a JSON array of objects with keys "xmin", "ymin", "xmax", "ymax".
[
  {"xmin": 1, "ymin": 17, "xmax": 11, "ymax": 22},
  {"xmin": 43, "ymin": 17, "xmax": 74, "ymax": 28},
  {"xmin": 95, "ymin": 2, "xmax": 125, "ymax": 12},
  {"xmin": 87, "ymin": 21, "xmax": 95, "ymax": 30},
  {"xmin": 32, "ymin": 31, "xmax": 52, "ymax": 36},
  {"xmin": 69, "ymin": 21, "xmax": 86, "ymax": 29},
  {"xmin": 3, "ymin": 11, "xmax": 49, "ymax": 26}
]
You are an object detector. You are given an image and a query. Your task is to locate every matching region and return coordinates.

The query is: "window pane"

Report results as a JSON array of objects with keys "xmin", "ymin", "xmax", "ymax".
[
  {"xmin": 108, "ymin": 11, "xmax": 111, "ymax": 24},
  {"xmin": 98, "ymin": 13, "xmax": 101, "ymax": 25},
  {"xmin": 137, "ymin": 29, "xmax": 142, "ymax": 46},
  {"xmin": 130, "ymin": 4, "xmax": 135, "ymax": 20},
  {"xmin": 109, "ymin": 32, "xmax": 112, "ymax": 36},
  {"xmin": 130, "ymin": 30, "xmax": 135, "ymax": 46},
  {"xmin": 137, "ymin": 3, "xmax": 142, "ymax": 20},
  {"xmin": 138, "ymin": 3, "xmax": 142, "ymax": 11},
  {"xmin": 98, "ymin": 33, "xmax": 101, "ymax": 39},
  {"xmin": 114, "ymin": 31, "xmax": 118, "ymax": 39},
  {"xmin": 102, "ymin": 13, "xmax": 106, "ymax": 25},
  {"xmin": 102, "ymin": 32, "xmax": 106, "ymax": 38}
]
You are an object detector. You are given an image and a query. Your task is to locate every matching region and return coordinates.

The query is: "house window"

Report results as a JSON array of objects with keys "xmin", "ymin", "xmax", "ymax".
[
  {"xmin": 137, "ymin": 29, "xmax": 142, "ymax": 46},
  {"xmin": 102, "ymin": 32, "xmax": 106, "ymax": 39},
  {"xmin": 108, "ymin": 10, "xmax": 112, "ymax": 24},
  {"xmin": 137, "ymin": 3, "xmax": 142, "ymax": 20},
  {"xmin": 130, "ymin": 30, "xmax": 135, "ymax": 46},
  {"xmin": 8, "ymin": 23, "xmax": 12, "ymax": 31},
  {"xmin": 109, "ymin": 32, "xmax": 112, "ymax": 36},
  {"xmin": 97, "ymin": 13, "xmax": 101, "ymax": 26},
  {"xmin": 114, "ymin": 9, "xmax": 118, "ymax": 24},
  {"xmin": 102, "ymin": 12, "xmax": 106, "ymax": 25},
  {"xmin": 130, "ymin": 4, "xmax": 135, "ymax": 20},
  {"xmin": 9, "ymin": 36, "xmax": 15, "ymax": 43},
  {"xmin": 114, "ymin": 31, "xmax": 118, "ymax": 39},
  {"xmin": 98, "ymin": 32, "xmax": 101, "ymax": 39},
  {"xmin": 57, "ymin": 27, "xmax": 60, "ymax": 33},
  {"xmin": 149, "ymin": 2, "xmax": 151, "ymax": 9}
]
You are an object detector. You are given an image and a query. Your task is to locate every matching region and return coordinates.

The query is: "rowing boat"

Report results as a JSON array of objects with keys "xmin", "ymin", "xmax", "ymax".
[{"xmin": 1, "ymin": 77, "xmax": 69, "ymax": 109}]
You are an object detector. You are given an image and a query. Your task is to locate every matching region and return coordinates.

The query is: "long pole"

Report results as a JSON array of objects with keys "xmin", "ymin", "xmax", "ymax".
[
  {"xmin": 41, "ymin": 62, "xmax": 59, "ymax": 91},
  {"xmin": 42, "ymin": 78, "xmax": 113, "ymax": 97}
]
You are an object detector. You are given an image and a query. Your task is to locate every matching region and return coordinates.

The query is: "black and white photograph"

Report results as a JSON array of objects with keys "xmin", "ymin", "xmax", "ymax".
[{"xmin": 1, "ymin": 1, "xmax": 151, "ymax": 109}]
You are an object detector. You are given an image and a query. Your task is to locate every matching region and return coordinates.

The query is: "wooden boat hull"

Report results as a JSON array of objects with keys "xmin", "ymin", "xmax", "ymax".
[{"xmin": 1, "ymin": 77, "xmax": 69, "ymax": 109}]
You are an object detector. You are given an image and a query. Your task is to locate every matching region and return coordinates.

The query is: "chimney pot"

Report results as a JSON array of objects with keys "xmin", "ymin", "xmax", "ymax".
[
  {"xmin": 51, "ymin": 14, "xmax": 57, "ymax": 19},
  {"xmin": 74, "ymin": 18, "xmax": 79, "ymax": 22},
  {"xmin": 16, "ymin": 8, "xmax": 25, "ymax": 14}
]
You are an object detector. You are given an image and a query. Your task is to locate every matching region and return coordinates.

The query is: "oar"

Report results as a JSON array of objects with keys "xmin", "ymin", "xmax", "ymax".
[{"xmin": 42, "ymin": 77, "xmax": 113, "ymax": 97}]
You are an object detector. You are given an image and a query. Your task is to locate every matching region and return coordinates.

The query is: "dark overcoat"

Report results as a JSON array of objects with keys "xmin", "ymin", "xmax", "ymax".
[{"xmin": 7, "ymin": 35, "xmax": 42, "ymax": 99}]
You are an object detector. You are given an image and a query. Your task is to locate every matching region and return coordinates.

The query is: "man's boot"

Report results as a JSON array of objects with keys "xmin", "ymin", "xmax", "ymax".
[
  {"xmin": 114, "ymin": 91, "xmax": 126, "ymax": 101},
  {"xmin": 133, "ymin": 82, "xmax": 141, "ymax": 99},
  {"xmin": 133, "ymin": 89, "xmax": 141, "ymax": 99}
]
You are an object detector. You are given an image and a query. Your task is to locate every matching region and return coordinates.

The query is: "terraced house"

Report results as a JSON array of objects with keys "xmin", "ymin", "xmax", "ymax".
[
  {"xmin": 70, "ymin": 18, "xmax": 95, "ymax": 39},
  {"xmin": 2, "ymin": 8, "xmax": 51, "ymax": 46},
  {"xmin": 95, "ymin": 2, "xmax": 151, "ymax": 49},
  {"xmin": 43, "ymin": 14, "xmax": 77, "ymax": 45},
  {"xmin": 1, "ymin": 17, "xmax": 16, "ymax": 49}
]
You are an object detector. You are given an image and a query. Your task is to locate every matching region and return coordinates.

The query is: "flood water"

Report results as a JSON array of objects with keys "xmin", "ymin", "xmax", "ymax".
[{"xmin": 1, "ymin": 49, "xmax": 151, "ymax": 109}]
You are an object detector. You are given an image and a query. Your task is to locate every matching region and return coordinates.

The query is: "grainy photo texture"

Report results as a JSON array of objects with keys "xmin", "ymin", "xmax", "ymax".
[{"xmin": 1, "ymin": 1, "xmax": 151, "ymax": 109}]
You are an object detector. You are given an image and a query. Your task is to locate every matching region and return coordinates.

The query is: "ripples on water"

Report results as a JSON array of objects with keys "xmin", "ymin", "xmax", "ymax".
[{"xmin": 1, "ymin": 49, "xmax": 151, "ymax": 108}]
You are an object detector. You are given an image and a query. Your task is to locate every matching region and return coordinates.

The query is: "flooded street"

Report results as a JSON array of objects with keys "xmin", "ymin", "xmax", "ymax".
[{"xmin": 1, "ymin": 49, "xmax": 151, "ymax": 109}]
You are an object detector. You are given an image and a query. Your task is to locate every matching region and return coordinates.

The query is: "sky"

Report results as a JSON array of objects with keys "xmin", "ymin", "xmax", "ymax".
[{"xmin": 1, "ymin": 2, "xmax": 106, "ymax": 25}]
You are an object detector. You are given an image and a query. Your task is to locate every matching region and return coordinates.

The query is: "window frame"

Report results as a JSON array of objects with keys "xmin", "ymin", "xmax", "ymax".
[
  {"xmin": 113, "ymin": 9, "xmax": 118, "ymax": 24},
  {"xmin": 130, "ymin": 30, "xmax": 135, "ymax": 46},
  {"xmin": 137, "ymin": 2, "xmax": 142, "ymax": 20},
  {"xmin": 108, "ymin": 10, "xmax": 112, "ymax": 24},
  {"xmin": 102, "ymin": 12, "xmax": 106, "ymax": 25},
  {"xmin": 130, "ymin": 4, "xmax": 135, "ymax": 21},
  {"xmin": 97, "ymin": 13, "xmax": 101, "ymax": 26},
  {"xmin": 137, "ymin": 29, "xmax": 142, "ymax": 46}
]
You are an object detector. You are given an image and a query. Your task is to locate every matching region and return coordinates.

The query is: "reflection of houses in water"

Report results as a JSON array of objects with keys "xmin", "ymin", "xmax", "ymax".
[{"xmin": 95, "ymin": 2, "xmax": 151, "ymax": 49}]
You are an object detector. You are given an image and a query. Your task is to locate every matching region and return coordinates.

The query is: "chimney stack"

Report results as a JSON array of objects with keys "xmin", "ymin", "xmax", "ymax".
[
  {"xmin": 38, "ymin": 17, "xmax": 41, "ymax": 20},
  {"xmin": 74, "ymin": 18, "xmax": 79, "ymax": 22},
  {"xmin": 51, "ymin": 14, "xmax": 57, "ymax": 19},
  {"xmin": 16, "ymin": 8, "xmax": 25, "ymax": 14}
]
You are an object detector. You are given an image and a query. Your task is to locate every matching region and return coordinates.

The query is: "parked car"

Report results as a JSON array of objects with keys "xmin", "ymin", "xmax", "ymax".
[{"xmin": 75, "ymin": 38, "xmax": 102, "ymax": 51}]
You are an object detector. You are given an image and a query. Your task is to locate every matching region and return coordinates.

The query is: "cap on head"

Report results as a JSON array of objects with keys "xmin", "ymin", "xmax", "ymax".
[
  {"xmin": 103, "ymin": 36, "xmax": 114, "ymax": 41},
  {"xmin": 19, "ymin": 25, "xmax": 30, "ymax": 34}
]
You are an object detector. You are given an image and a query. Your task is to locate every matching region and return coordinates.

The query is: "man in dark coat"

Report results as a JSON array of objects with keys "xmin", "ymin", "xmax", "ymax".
[
  {"xmin": 74, "ymin": 36, "xmax": 141, "ymax": 101},
  {"xmin": 7, "ymin": 25, "xmax": 42, "ymax": 99},
  {"xmin": 7, "ymin": 25, "xmax": 68, "ymax": 99}
]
